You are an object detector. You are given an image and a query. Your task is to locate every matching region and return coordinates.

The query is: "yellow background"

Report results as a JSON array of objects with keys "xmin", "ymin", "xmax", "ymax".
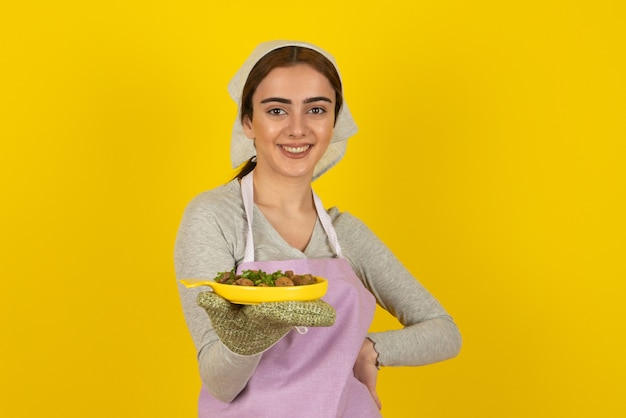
[{"xmin": 2, "ymin": 1, "xmax": 624, "ymax": 417}]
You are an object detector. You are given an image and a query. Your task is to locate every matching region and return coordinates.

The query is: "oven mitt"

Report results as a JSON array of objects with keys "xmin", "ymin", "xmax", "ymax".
[{"xmin": 197, "ymin": 291, "xmax": 336, "ymax": 356}]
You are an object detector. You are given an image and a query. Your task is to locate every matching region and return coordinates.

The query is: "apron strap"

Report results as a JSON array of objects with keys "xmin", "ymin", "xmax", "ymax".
[
  {"xmin": 241, "ymin": 172, "xmax": 343, "ymax": 262},
  {"xmin": 312, "ymin": 190, "xmax": 343, "ymax": 258},
  {"xmin": 241, "ymin": 173, "xmax": 256, "ymax": 263}
]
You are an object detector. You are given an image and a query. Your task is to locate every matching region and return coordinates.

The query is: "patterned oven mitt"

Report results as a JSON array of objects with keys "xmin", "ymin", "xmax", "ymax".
[{"xmin": 197, "ymin": 292, "xmax": 336, "ymax": 356}]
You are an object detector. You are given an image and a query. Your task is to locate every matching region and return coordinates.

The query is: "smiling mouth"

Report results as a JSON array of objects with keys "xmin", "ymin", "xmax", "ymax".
[{"xmin": 279, "ymin": 145, "xmax": 312, "ymax": 154}]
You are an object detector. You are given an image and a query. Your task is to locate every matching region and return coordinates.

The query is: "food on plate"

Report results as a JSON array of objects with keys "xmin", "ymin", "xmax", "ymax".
[{"xmin": 214, "ymin": 269, "xmax": 318, "ymax": 287}]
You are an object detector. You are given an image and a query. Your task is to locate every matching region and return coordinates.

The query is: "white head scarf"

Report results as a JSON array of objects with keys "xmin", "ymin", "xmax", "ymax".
[{"xmin": 228, "ymin": 40, "xmax": 358, "ymax": 180}]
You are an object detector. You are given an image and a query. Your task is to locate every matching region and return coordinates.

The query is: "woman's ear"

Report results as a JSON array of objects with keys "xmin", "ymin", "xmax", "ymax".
[{"xmin": 242, "ymin": 115, "xmax": 255, "ymax": 139}]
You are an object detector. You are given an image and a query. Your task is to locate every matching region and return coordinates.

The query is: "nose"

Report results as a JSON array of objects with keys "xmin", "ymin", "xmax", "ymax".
[{"xmin": 287, "ymin": 113, "xmax": 307, "ymax": 138}]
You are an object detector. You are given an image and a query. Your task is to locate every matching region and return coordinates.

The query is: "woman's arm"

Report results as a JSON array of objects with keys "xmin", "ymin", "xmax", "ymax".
[
  {"xmin": 174, "ymin": 188, "xmax": 261, "ymax": 402},
  {"xmin": 336, "ymin": 212, "xmax": 462, "ymax": 367}
]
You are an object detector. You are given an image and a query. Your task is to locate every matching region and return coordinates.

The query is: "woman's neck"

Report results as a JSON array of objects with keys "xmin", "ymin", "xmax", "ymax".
[
  {"xmin": 250, "ymin": 169, "xmax": 317, "ymax": 251},
  {"xmin": 252, "ymin": 170, "xmax": 314, "ymax": 213}
]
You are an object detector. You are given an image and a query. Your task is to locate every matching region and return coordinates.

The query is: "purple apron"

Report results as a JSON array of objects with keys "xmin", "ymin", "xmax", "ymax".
[{"xmin": 198, "ymin": 173, "xmax": 380, "ymax": 417}]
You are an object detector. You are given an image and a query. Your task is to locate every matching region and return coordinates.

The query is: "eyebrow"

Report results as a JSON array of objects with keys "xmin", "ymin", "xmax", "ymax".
[{"xmin": 259, "ymin": 96, "xmax": 333, "ymax": 104}]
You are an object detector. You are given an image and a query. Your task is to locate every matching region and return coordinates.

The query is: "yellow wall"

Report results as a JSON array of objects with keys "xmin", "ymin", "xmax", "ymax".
[{"xmin": 2, "ymin": 1, "xmax": 624, "ymax": 417}]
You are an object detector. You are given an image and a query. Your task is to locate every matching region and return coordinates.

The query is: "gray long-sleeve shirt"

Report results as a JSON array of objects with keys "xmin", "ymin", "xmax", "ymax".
[{"xmin": 175, "ymin": 179, "xmax": 461, "ymax": 402}]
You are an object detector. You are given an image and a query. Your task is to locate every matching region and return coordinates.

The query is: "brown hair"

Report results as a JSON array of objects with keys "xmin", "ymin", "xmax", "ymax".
[{"xmin": 235, "ymin": 46, "xmax": 344, "ymax": 180}]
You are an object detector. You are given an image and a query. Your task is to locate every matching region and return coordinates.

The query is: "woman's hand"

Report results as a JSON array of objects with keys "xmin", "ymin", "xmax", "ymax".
[
  {"xmin": 196, "ymin": 292, "xmax": 336, "ymax": 355},
  {"xmin": 353, "ymin": 338, "xmax": 382, "ymax": 410}
]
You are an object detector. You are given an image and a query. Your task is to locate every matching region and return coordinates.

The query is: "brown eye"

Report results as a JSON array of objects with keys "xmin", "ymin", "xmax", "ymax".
[
  {"xmin": 309, "ymin": 107, "xmax": 326, "ymax": 115},
  {"xmin": 268, "ymin": 108, "xmax": 286, "ymax": 116}
]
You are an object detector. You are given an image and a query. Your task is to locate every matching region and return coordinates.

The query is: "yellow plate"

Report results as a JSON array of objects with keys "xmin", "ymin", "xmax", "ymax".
[{"xmin": 179, "ymin": 276, "xmax": 328, "ymax": 305}]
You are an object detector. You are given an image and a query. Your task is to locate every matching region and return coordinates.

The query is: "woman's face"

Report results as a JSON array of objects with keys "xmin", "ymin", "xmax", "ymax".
[{"xmin": 243, "ymin": 64, "xmax": 335, "ymax": 181}]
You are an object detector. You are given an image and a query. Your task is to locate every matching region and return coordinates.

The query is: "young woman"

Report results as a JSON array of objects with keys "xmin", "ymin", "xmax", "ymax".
[{"xmin": 175, "ymin": 40, "xmax": 462, "ymax": 417}]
